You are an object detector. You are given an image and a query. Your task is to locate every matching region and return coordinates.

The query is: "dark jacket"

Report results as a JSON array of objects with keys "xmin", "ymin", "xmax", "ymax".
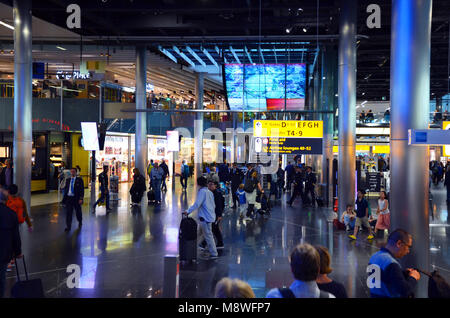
[
  {"xmin": 160, "ymin": 162, "xmax": 169, "ymax": 177},
  {"xmin": 213, "ymin": 189, "xmax": 225, "ymax": 218},
  {"xmin": 63, "ymin": 176, "xmax": 85, "ymax": 202},
  {"xmin": 0, "ymin": 203, "xmax": 22, "ymax": 263},
  {"xmin": 230, "ymin": 168, "xmax": 243, "ymax": 189},
  {"xmin": 0, "ymin": 167, "xmax": 13, "ymax": 187},
  {"xmin": 218, "ymin": 163, "xmax": 230, "ymax": 182},
  {"xmin": 445, "ymin": 171, "xmax": 450, "ymax": 187},
  {"xmin": 293, "ymin": 171, "xmax": 304, "ymax": 189},
  {"xmin": 130, "ymin": 174, "xmax": 146, "ymax": 195},
  {"xmin": 305, "ymin": 171, "xmax": 316, "ymax": 189},
  {"xmin": 369, "ymin": 248, "xmax": 417, "ymax": 298},
  {"xmin": 98, "ymin": 171, "xmax": 109, "ymax": 191}
]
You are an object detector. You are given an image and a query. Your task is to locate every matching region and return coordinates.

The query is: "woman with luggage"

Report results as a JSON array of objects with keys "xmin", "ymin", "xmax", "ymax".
[{"xmin": 130, "ymin": 168, "xmax": 146, "ymax": 206}]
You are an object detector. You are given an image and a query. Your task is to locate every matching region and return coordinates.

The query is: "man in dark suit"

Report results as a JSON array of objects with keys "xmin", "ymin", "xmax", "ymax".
[
  {"xmin": 63, "ymin": 167, "xmax": 84, "ymax": 232},
  {"xmin": 0, "ymin": 189, "xmax": 22, "ymax": 298},
  {"xmin": 304, "ymin": 166, "xmax": 317, "ymax": 207}
]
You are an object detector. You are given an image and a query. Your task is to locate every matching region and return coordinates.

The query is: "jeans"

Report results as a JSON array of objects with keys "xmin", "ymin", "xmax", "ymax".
[
  {"xmin": 0, "ymin": 262, "xmax": 8, "ymax": 298},
  {"xmin": 161, "ymin": 177, "xmax": 167, "ymax": 191},
  {"xmin": 153, "ymin": 179, "xmax": 162, "ymax": 202},
  {"xmin": 199, "ymin": 221, "xmax": 218, "ymax": 257},
  {"xmin": 180, "ymin": 176, "xmax": 188, "ymax": 189},
  {"xmin": 288, "ymin": 186, "xmax": 304, "ymax": 205},
  {"xmin": 344, "ymin": 215, "xmax": 356, "ymax": 229},
  {"xmin": 201, "ymin": 219, "xmax": 224, "ymax": 247},
  {"xmin": 277, "ymin": 182, "xmax": 284, "ymax": 199}
]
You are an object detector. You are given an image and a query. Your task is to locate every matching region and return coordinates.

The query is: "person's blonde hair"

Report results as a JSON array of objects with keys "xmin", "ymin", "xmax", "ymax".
[{"xmin": 214, "ymin": 278, "xmax": 255, "ymax": 298}]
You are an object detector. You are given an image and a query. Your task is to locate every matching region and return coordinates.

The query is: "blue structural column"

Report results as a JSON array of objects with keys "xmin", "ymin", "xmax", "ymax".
[
  {"xmin": 390, "ymin": 0, "xmax": 432, "ymax": 297},
  {"xmin": 13, "ymin": 0, "xmax": 32, "ymax": 210},
  {"xmin": 135, "ymin": 46, "xmax": 148, "ymax": 185},
  {"xmin": 194, "ymin": 72, "xmax": 204, "ymax": 182},
  {"xmin": 337, "ymin": 0, "xmax": 357, "ymax": 217}
]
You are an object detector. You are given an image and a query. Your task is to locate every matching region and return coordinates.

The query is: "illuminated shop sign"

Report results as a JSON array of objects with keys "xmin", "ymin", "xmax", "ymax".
[{"xmin": 56, "ymin": 70, "xmax": 91, "ymax": 80}]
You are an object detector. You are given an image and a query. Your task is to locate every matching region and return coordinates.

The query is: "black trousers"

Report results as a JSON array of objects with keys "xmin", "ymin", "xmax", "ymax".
[
  {"xmin": 304, "ymin": 186, "xmax": 315, "ymax": 205},
  {"xmin": 66, "ymin": 196, "xmax": 82, "ymax": 229},
  {"xmin": 94, "ymin": 188, "xmax": 110, "ymax": 209},
  {"xmin": 131, "ymin": 192, "xmax": 143, "ymax": 203},
  {"xmin": 180, "ymin": 176, "xmax": 187, "ymax": 189},
  {"xmin": 288, "ymin": 186, "xmax": 304, "ymax": 205},
  {"xmin": 231, "ymin": 186, "xmax": 239, "ymax": 207}
]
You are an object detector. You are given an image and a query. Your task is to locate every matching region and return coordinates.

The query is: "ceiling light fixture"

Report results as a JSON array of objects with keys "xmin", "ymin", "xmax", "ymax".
[
  {"xmin": 303, "ymin": 28, "xmax": 307, "ymax": 33},
  {"xmin": 0, "ymin": 21, "xmax": 14, "ymax": 30},
  {"xmin": 56, "ymin": 46, "xmax": 67, "ymax": 51},
  {"xmin": 286, "ymin": 27, "xmax": 292, "ymax": 34}
]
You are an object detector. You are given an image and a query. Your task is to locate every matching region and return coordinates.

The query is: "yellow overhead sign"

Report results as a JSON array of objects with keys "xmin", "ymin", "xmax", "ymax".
[
  {"xmin": 253, "ymin": 120, "xmax": 323, "ymax": 138},
  {"xmin": 333, "ymin": 145, "xmax": 372, "ymax": 153},
  {"xmin": 444, "ymin": 121, "xmax": 450, "ymax": 157},
  {"xmin": 372, "ymin": 145, "xmax": 390, "ymax": 154}
]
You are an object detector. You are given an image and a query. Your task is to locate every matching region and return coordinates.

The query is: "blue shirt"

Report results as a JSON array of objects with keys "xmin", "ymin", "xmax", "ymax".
[
  {"xmin": 150, "ymin": 167, "xmax": 164, "ymax": 180},
  {"xmin": 266, "ymin": 280, "xmax": 335, "ymax": 298},
  {"xmin": 355, "ymin": 198, "xmax": 369, "ymax": 218},
  {"xmin": 186, "ymin": 187, "xmax": 216, "ymax": 223},
  {"xmin": 236, "ymin": 189, "xmax": 246, "ymax": 204}
]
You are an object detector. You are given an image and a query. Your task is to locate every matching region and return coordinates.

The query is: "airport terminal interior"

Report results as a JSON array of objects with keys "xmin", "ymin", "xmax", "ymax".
[{"xmin": 0, "ymin": 0, "xmax": 449, "ymax": 299}]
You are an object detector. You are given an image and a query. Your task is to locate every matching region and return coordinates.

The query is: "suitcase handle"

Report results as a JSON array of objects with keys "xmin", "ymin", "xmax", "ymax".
[{"xmin": 14, "ymin": 256, "xmax": 29, "ymax": 282}]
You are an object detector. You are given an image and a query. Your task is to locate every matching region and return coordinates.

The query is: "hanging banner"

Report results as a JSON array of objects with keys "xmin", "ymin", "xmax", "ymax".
[
  {"xmin": 443, "ymin": 121, "xmax": 450, "ymax": 157},
  {"xmin": 167, "ymin": 130, "xmax": 180, "ymax": 152}
]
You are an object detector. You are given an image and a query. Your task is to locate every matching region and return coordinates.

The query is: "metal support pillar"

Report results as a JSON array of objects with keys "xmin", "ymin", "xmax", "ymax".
[
  {"xmin": 194, "ymin": 72, "xmax": 205, "ymax": 181},
  {"xmin": 135, "ymin": 46, "xmax": 148, "ymax": 186},
  {"xmin": 390, "ymin": 0, "xmax": 432, "ymax": 297},
  {"xmin": 337, "ymin": 0, "xmax": 357, "ymax": 217},
  {"xmin": 13, "ymin": 0, "xmax": 32, "ymax": 210}
]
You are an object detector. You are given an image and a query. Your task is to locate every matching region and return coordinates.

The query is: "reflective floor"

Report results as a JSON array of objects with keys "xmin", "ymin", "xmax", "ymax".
[{"xmin": 4, "ymin": 178, "xmax": 450, "ymax": 298}]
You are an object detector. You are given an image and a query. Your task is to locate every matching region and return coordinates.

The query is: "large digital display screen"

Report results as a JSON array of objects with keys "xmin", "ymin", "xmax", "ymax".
[
  {"xmin": 224, "ymin": 63, "xmax": 306, "ymax": 111},
  {"xmin": 81, "ymin": 122, "xmax": 99, "ymax": 151}
]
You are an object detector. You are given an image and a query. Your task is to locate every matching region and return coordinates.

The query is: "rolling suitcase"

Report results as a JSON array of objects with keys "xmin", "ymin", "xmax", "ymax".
[
  {"xmin": 11, "ymin": 256, "xmax": 45, "ymax": 298},
  {"xmin": 179, "ymin": 215, "xmax": 197, "ymax": 263},
  {"xmin": 147, "ymin": 189, "xmax": 155, "ymax": 203}
]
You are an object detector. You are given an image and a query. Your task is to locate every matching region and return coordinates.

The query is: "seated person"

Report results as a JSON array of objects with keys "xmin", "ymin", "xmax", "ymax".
[
  {"xmin": 368, "ymin": 205, "xmax": 378, "ymax": 229},
  {"xmin": 341, "ymin": 204, "xmax": 356, "ymax": 231}
]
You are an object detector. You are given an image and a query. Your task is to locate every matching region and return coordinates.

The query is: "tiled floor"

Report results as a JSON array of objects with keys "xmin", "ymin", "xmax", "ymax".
[{"xmin": 4, "ymin": 178, "xmax": 450, "ymax": 298}]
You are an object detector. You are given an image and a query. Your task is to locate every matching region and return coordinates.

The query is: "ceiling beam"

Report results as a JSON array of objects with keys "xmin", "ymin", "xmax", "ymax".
[
  {"xmin": 229, "ymin": 46, "xmax": 241, "ymax": 64},
  {"xmin": 186, "ymin": 46, "xmax": 206, "ymax": 67},
  {"xmin": 244, "ymin": 46, "xmax": 253, "ymax": 64},
  {"xmin": 202, "ymin": 48, "xmax": 219, "ymax": 68},
  {"xmin": 172, "ymin": 46, "xmax": 195, "ymax": 67},
  {"xmin": 158, "ymin": 45, "xmax": 177, "ymax": 63}
]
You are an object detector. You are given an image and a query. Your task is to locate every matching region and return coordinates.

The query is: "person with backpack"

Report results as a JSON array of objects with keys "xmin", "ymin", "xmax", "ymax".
[
  {"xmin": 207, "ymin": 166, "xmax": 220, "ymax": 184},
  {"xmin": 236, "ymin": 184, "xmax": 247, "ymax": 219},
  {"xmin": 266, "ymin": 243, "xmax": 335, "ymax": 298},
  {"xmin": 180, "ymin": 160, "xmax": 189, "ymax": 191},
  {"xmin": 183, "ymin": 176, "xmax": 218, "ymax": 260},
  {"xmin": 349, "ymin": 189, "xmax": 375, "ymax": 240},
  {"xmin": 5, "ymin": 184, "xmax": 32, "ymax": 231},
  {"xmin": 285, "ymin": 161, "xmax": 295, "ymax": 192},
  {"xmin": 93, "ymin": 165, "xmax": 111, "ymax": 213},
  {"xmin": 244, "ymin": 171, "xmax": 263, "ymax": 220},
  {"xmin": 159, "ymin": 159, "xmax": 170, "ymax": 192}
]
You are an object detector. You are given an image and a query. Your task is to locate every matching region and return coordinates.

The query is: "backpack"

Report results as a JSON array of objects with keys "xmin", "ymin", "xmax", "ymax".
[
  {"xmin": 278, "ymin": 288, "xmax": 330, "ymax": 298},
  {"xmin": 244, "ymin": 178, "xmax": 256, "ymax": 193},
  {"xmin": 7, "ymin": 196, "xmax": 26, "ymax": 224},
  {"xmin": 147, "ymin": 164, "xmax": 153, "ymax": 176},
  {"xmin": 182, "ymin": 164, "xmax": 190, "ymax": 177}
]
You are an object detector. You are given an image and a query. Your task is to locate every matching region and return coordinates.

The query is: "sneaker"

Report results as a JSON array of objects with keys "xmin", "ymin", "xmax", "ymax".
[
  {"xmin": 244, "ymin": 217, "xmax": 252, "ymax": 222},
  {"xmin": 216, "ymin": 245, "xmax": 225, "ymax": 250},
  {"xmin": 198, "ymin": 245, "xmax": 206, "ymax": 251},
  {"xmin": 367, "ymin": 235, "xmax": 374, "ymax": 240},
  {"xmin": 208, "ymin": 255, "xmax": 219, "ymax": 260},
  {"xmin": 348, "ymin": 235, "xmax": 357, "ymax": 240},
  {"xmin": 64, "ymin": 228, "xmax": 70, "ymax": 232}
]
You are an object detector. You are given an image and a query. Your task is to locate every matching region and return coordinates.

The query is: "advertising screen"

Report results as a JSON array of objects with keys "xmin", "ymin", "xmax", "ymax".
[
  {"xmin": 224, "ymin": 63, "xmax": 306, "ymax": 111},
  {"xmin": 81, "ymin": 122, "xmax": 99, "ymax": 151}
]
